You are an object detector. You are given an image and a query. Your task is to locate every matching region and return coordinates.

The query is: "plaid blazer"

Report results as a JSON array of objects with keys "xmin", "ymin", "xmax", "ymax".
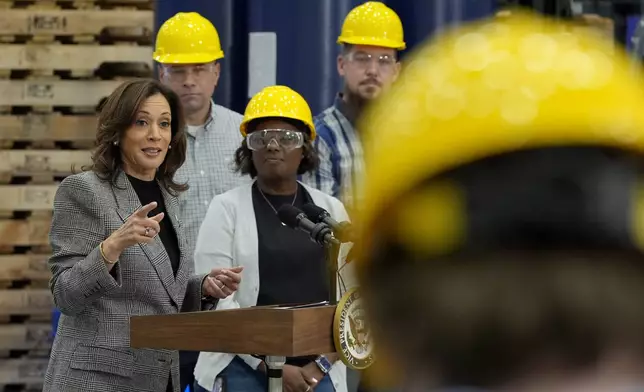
[{"xmin": 43, "ymin": 170, "xmax": 205, "ymax": 392}]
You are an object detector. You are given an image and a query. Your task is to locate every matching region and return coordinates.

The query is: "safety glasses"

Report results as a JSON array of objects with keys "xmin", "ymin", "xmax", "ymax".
[
  {"xmin": 161, "ymin": 63, "xmax": 216, "ymax": 82},
  {"xmin": 246, "ymin": 129, "xmax": 304, "ymax": 151}
]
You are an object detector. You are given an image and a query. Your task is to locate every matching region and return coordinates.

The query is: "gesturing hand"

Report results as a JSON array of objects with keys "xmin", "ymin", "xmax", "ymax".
[
  {"xmin": 283, "ymin": 365, "xmax": 317, "ymax": 392},
  {"xmin": 103, "ymin": 202, "xmax": 164, "ymax": 259},
  {"xmin": 202, "ymin": 266, "xmax": 243, "ymax": 299}
]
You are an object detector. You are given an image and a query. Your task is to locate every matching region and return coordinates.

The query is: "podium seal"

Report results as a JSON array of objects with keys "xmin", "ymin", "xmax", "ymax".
[{"xmin": 333, "ymin": 288, "xmax": 374, "ymax": 370}]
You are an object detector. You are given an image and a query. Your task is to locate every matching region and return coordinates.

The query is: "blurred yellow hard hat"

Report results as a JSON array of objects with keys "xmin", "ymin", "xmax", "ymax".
[
  {"xmin": 338, "ymin": 1, "xmax": 406, "ymax": 50},
  {"xmin": 355, "ymin": 10, "xmax": 644, "ymax": 263},
  {"xmin": 240, "ymin": 86, "xmax": 316, "ymax": 140},
  {"xmin": 153, "ymin": 12, "xmax": 224, "ymax": 64}
]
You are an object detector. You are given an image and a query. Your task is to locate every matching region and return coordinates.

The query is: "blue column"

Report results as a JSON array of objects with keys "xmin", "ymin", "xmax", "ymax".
[{"xmin": 246, "ymin": 0, "xmax": 364, "ymax": 115}]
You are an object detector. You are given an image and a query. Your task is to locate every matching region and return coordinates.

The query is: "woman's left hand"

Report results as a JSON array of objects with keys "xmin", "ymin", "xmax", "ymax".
[{"xmin": 202, "ymin": 266, "xmax": 244, "ymax": 299}]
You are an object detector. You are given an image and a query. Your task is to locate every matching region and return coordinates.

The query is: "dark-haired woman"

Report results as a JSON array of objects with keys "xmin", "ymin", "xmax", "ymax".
[
  {"xmin": 43, "ymin": 79, "xmax": 243, "ymax": 392},
  {"xmin": 192, "ymin": 86, "xmax": 354, "ymax": 392}
]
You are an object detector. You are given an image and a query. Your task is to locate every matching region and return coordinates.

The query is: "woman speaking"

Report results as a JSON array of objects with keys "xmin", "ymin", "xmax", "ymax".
[
  {"xmin": 192, "ymin": 86, "xmax": 352, "ymax": 392},
  {"xmin": 43, "ymin": 79, "xmax": 242, "ymax": 392}
]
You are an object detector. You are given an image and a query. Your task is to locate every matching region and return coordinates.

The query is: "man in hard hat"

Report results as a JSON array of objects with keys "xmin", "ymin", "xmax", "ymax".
[
  {"xmin": 153, "ymin": 12, "xmax": 248, "ymax": 392},
  {"xmin": 302, "ymin": 1, "xmax": 403, "ymax": 211},
  {"xmin": 355, "ymin": 9, "xmax": 644, "ymax": 391}
]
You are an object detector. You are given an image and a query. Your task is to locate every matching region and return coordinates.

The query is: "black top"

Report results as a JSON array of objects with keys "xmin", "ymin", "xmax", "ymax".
[
  {"xmin": 127, "ymin": 175, "xmax": 180, "ymax": 276},
  {"xmin": 252, "ymin": 182, "xmax": 329, "ymax": 366}
]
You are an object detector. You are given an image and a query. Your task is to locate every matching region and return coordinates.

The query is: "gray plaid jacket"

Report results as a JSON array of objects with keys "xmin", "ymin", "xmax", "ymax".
[{"xmin": 43, "ymin": 170, "xmax": 205, "ymax": 392}]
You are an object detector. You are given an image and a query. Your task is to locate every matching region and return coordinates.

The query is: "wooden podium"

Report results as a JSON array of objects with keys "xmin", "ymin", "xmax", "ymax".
[{"xmin": 130, "ymin": 305, "xmax": 337, "ymax": 392}]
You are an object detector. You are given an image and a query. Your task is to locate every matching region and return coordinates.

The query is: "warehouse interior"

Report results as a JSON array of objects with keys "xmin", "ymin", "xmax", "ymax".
[{"xmin": 0, "ymin": 0, "xmax": 642, "ymax": 390}]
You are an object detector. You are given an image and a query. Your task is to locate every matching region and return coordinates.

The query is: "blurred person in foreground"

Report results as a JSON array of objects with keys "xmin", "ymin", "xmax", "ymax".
[
  {"xmin": 154, "ymin": 12, "xmax": 249, "ymax": 388},
  {"xmin": 192, "ymin": 86, "xmax": 352, "ymax": 392},
  {"xmin": 302, "ymin": 1, "xmax": 403, "ymax": 211},
  {"xmin": 43, "ymin": 79, "xmax": 242, "ymax": 392},
  {"xmin": 354, "ymin": 10, "xmax": 644, "ymax": 392}
]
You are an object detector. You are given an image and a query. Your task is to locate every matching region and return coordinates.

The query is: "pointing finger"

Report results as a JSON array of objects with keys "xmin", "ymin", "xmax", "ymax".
[
  {"xmin": 150, "ymin": 212, "xmax": 164, "ymax": 223},
  {"xmin": 134, "ymin": 202, "xmax": 157, "ymax": 218}
]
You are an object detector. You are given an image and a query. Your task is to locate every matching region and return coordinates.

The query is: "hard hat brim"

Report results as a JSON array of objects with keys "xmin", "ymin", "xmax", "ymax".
[
  {"xmin": 154, "ymin": 51, "xmax": 225, "ymax": 64},
  {"xmin": 240, "ymin": 114, "xmax": 316, "ymax": 141},
  {"xmin": 337, "ymin": 36, "xmax": 406, "ymax": 50}
]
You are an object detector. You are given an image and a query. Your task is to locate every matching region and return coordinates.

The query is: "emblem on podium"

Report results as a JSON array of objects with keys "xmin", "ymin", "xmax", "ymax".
[{"xmin": 333, "ymin": 288, "xmax": 374, "ymax": 369}]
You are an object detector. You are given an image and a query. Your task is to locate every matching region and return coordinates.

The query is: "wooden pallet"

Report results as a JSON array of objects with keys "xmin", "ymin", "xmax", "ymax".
[
  {"xmin": 0, "ymin": 358, "xmax": 49, "ymax": 385},
  {"xmin": 0, "ymin": 290, "xmax": 52, "ymax": 316},
  {"xmin": 0, "ymin": 186, "xmax": 57, "ymax": 212},
  {"xmin": 2, "ymin": 0, "xmax": 154, "ymax": 9},
  {"xmin": 0, "ymin": 255, "xmax": 49, "ymax": 282},
  {"xmin": 0, "ymin": 79, "xmax": 128, "ymax": 113},
  {"xmin": 0, "ymin": 44, "xmax": 152, "ymax": 75},
  {"xmin": 0, "ymin": 218, "xmax": 51, "ymax": 249},
  {"xmin": 0, "ymin": 150, "xmax": 91, "ymax": 183},
  {"xmin": 0, "ymin": 114, "xmax": 97, "ymax": 147},
  {"xmin": 0, "ymin": 7, "xmax": 153, "ymax": 44},
  {"xmin": 0, "ymin": 324, "xmax": 51, "ymax": 352}
]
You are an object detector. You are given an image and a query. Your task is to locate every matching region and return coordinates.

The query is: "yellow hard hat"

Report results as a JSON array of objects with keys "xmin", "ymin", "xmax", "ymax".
[
  {"xmin": 338, "ymin": 1, "xmax": 406, "ymax": 50},
  {"xmin": 240, "ymin": 86, "xmax": 316, "ymax": 140},
  {"xmin": 355, "ymin": 10, "xmax": 644, "ymax": 263},
  {"xmin": 153, "ymin": 12, "xmax": 224, "ymax": 64}
]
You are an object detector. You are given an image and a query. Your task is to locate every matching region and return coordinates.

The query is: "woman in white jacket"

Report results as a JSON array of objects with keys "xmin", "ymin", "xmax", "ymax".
[{"xmin": 192, "ymin": 86, "xmax": 352, "ymax": 392}]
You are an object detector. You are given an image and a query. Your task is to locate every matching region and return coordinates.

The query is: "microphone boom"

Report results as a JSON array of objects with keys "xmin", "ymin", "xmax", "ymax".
[
  {"xmin": 277, "ymin": 205, "xmax": 339, "ymax": 246},
  {"xmin": 301, "ymin": 204, "xmax": 353, "ymax": 243}
]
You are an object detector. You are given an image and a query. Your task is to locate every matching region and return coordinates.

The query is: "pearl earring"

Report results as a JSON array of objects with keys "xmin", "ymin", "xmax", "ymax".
[
  {"xmin": 168, "ymin": 145, "xmax": 172, "ymax": 150},
  {"xmin": 113, "ymin": 141, "xmax": 118, "ymax": 146}
]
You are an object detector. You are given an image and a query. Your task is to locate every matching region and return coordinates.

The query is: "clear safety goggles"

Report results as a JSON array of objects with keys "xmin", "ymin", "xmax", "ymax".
[
  {"xmin": 246, "ymin": 129, "xmax": 304, "ymax": 151},
  {"xmin": 161, "ymin": 63, "xmax": 216, "ymax": 82},
  {"xmin": 346, "ymin": 52, "xmax": 397, "ymax": 72}
]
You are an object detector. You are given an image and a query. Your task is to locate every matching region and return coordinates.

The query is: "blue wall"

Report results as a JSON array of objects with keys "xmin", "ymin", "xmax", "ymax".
[{"xmin": 155, "ymin": 0, "xmax": 496, "ymax": 115}]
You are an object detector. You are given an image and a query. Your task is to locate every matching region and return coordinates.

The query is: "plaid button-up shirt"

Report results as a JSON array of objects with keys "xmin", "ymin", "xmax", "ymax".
[
  {"xmin": 301, "ymin": 94, "xmax": 364, "ymax": 213},
  {"xmin": 175, "ymin": 101, "xmax": 250, "ymax": 253}
]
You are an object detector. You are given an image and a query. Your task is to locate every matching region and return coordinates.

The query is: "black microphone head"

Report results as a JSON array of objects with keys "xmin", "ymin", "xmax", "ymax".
[
  {"xmin": 302, "ymin": 203, "xmax": 329, "ymax": 222},
  {"xmin": 277, "ymin": 205, "xmax": 305, "ymax": 229}
]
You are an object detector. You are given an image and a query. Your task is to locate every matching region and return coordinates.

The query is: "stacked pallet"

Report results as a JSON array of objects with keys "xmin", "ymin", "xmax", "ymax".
[{"xmin": 0, "ymin": 0, "xmax": 154, "ymax": 389}]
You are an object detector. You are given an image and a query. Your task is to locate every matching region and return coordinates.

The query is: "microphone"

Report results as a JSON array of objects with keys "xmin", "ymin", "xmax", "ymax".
[
  {"xmin": 301, "ymin": 204, "xmax": 353, "ymax": 243},
  {"xmin": 277, "ymin": 205, "xmax": 340, "ymax": 246}
]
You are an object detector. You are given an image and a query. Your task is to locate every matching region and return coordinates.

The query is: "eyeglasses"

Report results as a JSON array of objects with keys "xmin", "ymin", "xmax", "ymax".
[
  {"xmin": 246, "ymin": 129, "xmax": 304, "ymax": 151},
  {"xmin": 161, "ymin": 63, "xmax": 216, "ymax": 82},
  {"xmin": 346, "ymin": 52, "xmax": 397, "ymax": 72}
]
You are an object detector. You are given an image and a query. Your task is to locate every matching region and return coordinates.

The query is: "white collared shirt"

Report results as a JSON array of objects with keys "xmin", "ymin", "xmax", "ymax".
[{"xmin": 175, "ymin": 101, "xmax": 251, "ymax": 253}]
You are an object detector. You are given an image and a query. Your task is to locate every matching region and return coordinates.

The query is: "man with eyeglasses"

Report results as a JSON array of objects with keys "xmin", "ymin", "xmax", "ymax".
[
  {"xmin": 302, "ymin": 1, "xmax": 404, "ymax": 212},
  {"xmin": 153, "ymin": 12, "xmax": 248, "ymax": 392}
]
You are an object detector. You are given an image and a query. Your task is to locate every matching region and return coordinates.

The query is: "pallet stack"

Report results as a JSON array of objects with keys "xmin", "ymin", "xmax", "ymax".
[{"xmin": 0, "ymin": 0, "xmax": 154, "ymax": 389}]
